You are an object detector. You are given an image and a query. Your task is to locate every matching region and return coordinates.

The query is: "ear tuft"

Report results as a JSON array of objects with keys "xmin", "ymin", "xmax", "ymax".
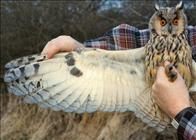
[
  {"xmin": 155, "ymin": 3, "xmax": 160, "ymax": 11},
  {"xmin": 176, "ymin": 1, "xmax": 183, "ymax": 10}
]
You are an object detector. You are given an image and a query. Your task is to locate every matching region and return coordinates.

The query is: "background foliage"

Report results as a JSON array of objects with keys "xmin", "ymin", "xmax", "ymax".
[{"xmin": 1, "ymin": 0, "xmax": 196, "ymax": 140}]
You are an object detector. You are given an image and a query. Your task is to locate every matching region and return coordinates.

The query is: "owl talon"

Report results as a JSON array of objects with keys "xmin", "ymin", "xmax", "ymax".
[{"xmin": 165, "ymin": 64, "xmax": 177, "ymax": 82}]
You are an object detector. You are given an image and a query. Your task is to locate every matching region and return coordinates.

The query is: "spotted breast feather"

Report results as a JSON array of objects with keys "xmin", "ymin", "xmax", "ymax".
[{"xmin": 145, "ymin": 34, "xmax": 192, "ymax": 87}]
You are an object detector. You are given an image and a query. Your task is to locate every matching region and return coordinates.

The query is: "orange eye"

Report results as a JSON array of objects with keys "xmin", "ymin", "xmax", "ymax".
[
  {"xmin": 160, "ymin": 19, "xmax": 166, "ymax": 26},
  {"xmin": 173, "ymin": 19, "xmax": 178, "ymax": 25}
]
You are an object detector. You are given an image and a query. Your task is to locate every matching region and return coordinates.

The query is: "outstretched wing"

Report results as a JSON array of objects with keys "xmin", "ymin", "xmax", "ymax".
[
  {"xmin": 4, "ymin": 47, "xmax": 196, "ymax": 131},
  {"xmin": 4, "ymin": 47, "xmax": 147, "ymax": 113}
]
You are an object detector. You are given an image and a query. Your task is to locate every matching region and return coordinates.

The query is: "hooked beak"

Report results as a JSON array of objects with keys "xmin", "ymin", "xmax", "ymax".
[{"xmin": 168, "ymin": 24, "xmax": 172, "ymax": 33}]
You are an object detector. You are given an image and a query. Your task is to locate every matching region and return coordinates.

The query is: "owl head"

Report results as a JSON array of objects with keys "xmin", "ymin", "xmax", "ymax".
[{"xmin": 149, "ymin": 1, "xmax": 187, "ymax": 37}]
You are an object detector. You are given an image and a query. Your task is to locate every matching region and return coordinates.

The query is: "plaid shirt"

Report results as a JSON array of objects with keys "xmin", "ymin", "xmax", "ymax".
[
  {"xmin": 84, "ymin": 24, "xmax": 196, "ymax": 61},
  {"xmin": 83, "ymin": 24, "xmax": 196, "ymax": 140},
  {"xmin": 176, "ymin": 107, "xmax": 196, "ymax": 140}
]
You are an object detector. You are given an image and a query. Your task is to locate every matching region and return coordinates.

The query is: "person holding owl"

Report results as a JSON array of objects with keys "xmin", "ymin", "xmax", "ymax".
[
  {"xmin": 41, "ymin": 32, "xmax": 196, "ymax": 139},
  {"xmin": 32, "ymin": 2, "xmax": 196, "ymax": 140}
]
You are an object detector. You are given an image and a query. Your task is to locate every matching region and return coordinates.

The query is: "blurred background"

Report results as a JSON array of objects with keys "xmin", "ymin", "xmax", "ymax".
[{"xmin": 1, "ymin": 0, "xmax": 196, "ymax": 140}]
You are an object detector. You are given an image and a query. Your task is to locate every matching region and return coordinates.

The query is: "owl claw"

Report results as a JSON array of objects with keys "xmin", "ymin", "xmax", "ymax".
[{"xmin": 165, "ymin": 64, "xmax": 177, "ymax": 82}]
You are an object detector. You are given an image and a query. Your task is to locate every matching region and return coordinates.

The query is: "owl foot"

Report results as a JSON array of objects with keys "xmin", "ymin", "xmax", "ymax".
[{"xmin": 165, "ymin": 64, "xmax": 177, "ymax": 82}]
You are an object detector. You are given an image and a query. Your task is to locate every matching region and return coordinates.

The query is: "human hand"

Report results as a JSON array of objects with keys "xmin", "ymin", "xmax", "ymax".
[
  {"xmin": 152, "ymin": 62, "xmax": 190, "ymax": 118},
  {"xmin": 41, "ymin": 35, "xmax": 84, "ymax": 58}
]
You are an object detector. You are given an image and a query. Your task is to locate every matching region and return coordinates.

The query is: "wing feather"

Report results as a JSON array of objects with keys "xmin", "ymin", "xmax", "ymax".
[{"xmin": 4, "ymin": 47, "xmax": 196, "ymax": 131}]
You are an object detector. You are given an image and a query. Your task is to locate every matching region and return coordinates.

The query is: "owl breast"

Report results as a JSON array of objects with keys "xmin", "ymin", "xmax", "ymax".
[{"xmin": 145, "ymin": 34, "xmax": 192, "ymax": 87}]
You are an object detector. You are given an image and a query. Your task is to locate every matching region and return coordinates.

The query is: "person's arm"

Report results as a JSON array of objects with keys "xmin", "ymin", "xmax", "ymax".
[
  {"xmin": 41, "ymin": 24, "xmax": 146, "ymax": 58},
  {"xmin": 152, "ymin": 62, "xmax": 196, "ymax": 140},
  {"xmin": 84, "ymin": 24, "xmax": 144, "ymax": 50},
  {"xmin": 174, "ymin": 107, "xmax": 196, "ymax": 140},
  {"xmin": 41, "ymin": 35, "xmax": 84, "ymax": 58}
]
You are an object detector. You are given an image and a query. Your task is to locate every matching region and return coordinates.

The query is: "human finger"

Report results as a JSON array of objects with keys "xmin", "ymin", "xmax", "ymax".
[{"xmin": 41, "ymin": 41, "xmax": 61, "ymax": 58}]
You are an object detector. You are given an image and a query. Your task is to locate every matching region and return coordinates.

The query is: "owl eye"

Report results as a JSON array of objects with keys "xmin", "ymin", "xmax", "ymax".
[
  {"xmin": 173, "ymin": 19, "xmax": 179, "ymax": 25},
  {"xmin": 160, "ymin": 19, "xmax": 166, "ymax": 26}
]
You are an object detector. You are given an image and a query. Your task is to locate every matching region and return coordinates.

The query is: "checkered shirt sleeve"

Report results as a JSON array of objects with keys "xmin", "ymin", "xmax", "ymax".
[
  {"xmin": 188, "ymin": 26, "xmax": 196, "ymax": 61},
  {"xmin": 84, "ymin": 24, "xmax": 149, "ymax": 50},
  {"xmin": 83, "ymin": 24, "xmax": 196, "ymax": 61},
  {"xmin": 176, "ymin": 108, "xmax": 196, "ymax": 140}
]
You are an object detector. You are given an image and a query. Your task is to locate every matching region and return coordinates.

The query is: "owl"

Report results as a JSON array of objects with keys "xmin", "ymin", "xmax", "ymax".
[
  {"xmin": 145, "ymin": 1, "xmax": 192, "ymax": 88},
  {"xmin": 4, "ymin": 1, "xmax": 196, "ymax": 132}
]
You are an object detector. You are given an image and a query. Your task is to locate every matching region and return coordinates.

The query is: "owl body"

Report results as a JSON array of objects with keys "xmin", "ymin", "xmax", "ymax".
[
  {"xmin": 145, "ymin": 2, "xmax": 192, "ymax": 88},
  {"xmin": 145, "ymin": 33, "xmax": 192, "ymax": 87}
]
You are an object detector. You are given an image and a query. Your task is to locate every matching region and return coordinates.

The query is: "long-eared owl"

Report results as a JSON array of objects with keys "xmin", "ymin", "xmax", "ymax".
[{"xmin": 145, "ymin": 1, "xmax": 192, "ymax": 87}]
